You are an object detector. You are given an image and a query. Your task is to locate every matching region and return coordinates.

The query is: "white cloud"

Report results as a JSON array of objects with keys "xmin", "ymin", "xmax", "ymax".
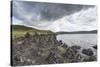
[
  {"xmin": 12, "ymin": 17, "xmax": 23, "ymax": 25},
  {"xmin": 42, "ymin": 7, "xmax": 97, "ymax": 32}
]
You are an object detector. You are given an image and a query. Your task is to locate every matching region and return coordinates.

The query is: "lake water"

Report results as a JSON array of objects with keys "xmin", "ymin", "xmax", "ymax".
[{"xmin": 57, "ymin": 34, "xmax": 97, "ymax": 48}]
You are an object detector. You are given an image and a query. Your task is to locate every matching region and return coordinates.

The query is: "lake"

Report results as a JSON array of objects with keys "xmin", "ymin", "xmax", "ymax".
[{"xmin": 57, "ymin": 34, "xmax": 97, "ymax": 48}]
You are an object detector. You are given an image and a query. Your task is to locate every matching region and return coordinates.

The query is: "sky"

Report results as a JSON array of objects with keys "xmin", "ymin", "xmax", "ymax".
[{"xmin": 11, "ymin": 1, "xmax": 97, "ymax": 32}]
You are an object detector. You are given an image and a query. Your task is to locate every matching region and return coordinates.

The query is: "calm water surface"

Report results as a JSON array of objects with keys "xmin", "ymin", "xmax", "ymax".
[{"xmin": 57, "ymin": 34, "xmax": 97, "ymax": 48}]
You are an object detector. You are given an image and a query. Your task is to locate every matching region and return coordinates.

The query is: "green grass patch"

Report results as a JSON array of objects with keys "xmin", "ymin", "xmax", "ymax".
[{"xmin": 11, "ymin": 25, "xmax": 54, "ymax": 40}]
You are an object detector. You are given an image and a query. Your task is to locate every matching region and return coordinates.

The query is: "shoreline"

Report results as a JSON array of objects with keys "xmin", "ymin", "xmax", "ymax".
[{"xmin": 11, "ymin": 33, "xmax": 97, "ymax": 66}]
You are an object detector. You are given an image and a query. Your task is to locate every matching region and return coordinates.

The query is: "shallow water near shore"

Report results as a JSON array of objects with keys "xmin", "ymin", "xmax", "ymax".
[
  {"xmin": 57, "ymin": 34, "xmax": 97, "ymax": 48},
  {"xmin": 57, "ymin": 34, "xmax": 97, "ymax": 56}
]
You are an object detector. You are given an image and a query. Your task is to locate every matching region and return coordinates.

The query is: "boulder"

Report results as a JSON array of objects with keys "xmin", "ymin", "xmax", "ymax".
[
  {"xmin": 70, "ymin": 45, "xmax": 81, "ymax": 53},
  {"xmin": 93, "ymin": 45, "xmax": 97, "ymax": 49},
  {"xmin": 59, "ymin": 40, "xmax": 63, "ymax": 44},
  {"xmin": 61, "ymin": 43, "xmax": 68, "ymax": 48},
  {"xmin": 83, "ymin": 56, "xmax": 97, "ymax": 62},
  {"xmin": 82, "ymin": 48, "xmax": 93, "ymax": 56}
]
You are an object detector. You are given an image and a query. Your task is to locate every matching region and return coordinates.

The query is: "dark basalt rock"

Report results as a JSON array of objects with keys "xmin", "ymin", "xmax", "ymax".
[
  {"xmin": 89, "ymin": 56, "xmax": 97, "ymax": 61},
  {"xmin": 82, "ymin": 48, "xmax": 93, "ymax": 56},
  {"xmin": 71, "ymin": 54, "xmax": 82, "ymax": 62},
  {"xmin": 59, "ymin": 40, "xmax": 63, "ymax": 44},
  {"xmin": 83, "ymin": 56, "xmax": 97, "ymax": 62},
  {"xmin": 61, "ymin": 43, "xmax": 68, "ymax": 48},
  {"xmin": 64, "ymin": 48, "xmax": 76, "ymax": 59},
  {"xmin": 63, "ymin": 47, "xmax": 82, "ymax": 63},
  {"xmin": 70, "ymin": 45, "xmax": 81, "ymax": 53},
  {"xmin": 93, "ymin": 45, "xmax": 97, "ymax": 49}
]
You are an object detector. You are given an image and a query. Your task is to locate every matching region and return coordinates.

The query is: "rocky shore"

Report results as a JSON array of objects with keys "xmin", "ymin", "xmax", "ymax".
[{"xmin": 12, "ymin": 33, "xmax": 97, "ymax": 66}]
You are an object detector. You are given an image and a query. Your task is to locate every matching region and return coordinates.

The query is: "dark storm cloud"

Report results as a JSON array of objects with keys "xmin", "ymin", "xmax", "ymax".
[
  {"xmin": 12, "ymin": 1, "xmax": 95, "ymax": 21},
  {"xmin": 11, "ymin": 1, "xmax": 97, "ymax": 32}
]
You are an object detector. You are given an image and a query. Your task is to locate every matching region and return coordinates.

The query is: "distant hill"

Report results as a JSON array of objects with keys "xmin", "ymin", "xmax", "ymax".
[
  {"xmin": 56, "ymin": 30, "xmax": 97, "ymax": 34},
  {"xmin": 11, "ymin": 25, "xmax": 53, "ymax": 39},
  {"xmin": 11, "ymin": 25, "xmax": 53, "ymax": 32},
  {"xmin": 12, "ymin": 25, "xmax": 35, "ymax": 31}
]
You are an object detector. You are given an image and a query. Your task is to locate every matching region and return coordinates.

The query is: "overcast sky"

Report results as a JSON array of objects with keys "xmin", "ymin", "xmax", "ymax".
[{"xmin": 11, "ymin": 1, "xmax": 97, "ymax": 32}]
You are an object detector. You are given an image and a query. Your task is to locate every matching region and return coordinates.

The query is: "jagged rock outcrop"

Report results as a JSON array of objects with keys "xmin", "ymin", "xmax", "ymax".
[{"xmin": 12, "ymin": 33, "xmax": 97, "ymax": 66}]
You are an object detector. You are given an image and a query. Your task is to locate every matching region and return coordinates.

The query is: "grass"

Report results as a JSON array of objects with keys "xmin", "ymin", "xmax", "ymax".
[
  {"xmin": 11, "ymin": 25, "xmax": 54, "ymax": 39},
  {"xmin": 12, "ymin": 30, "xmax": 27, "ymax": 39}
]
